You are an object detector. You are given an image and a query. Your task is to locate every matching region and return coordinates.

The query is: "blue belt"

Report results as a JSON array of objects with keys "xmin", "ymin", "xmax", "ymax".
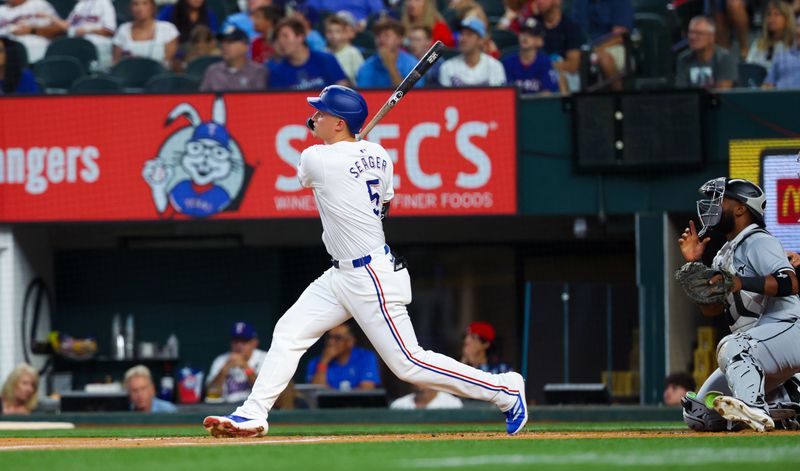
[{"xmin": 332, "ymin": 245, "xmax": 390, "ymax": 269}]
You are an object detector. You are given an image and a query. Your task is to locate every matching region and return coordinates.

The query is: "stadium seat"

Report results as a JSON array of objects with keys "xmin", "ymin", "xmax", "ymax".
[
  {"xmin": 491, "ymin": 29, "xmax": 519, "ymax": 51},
  {"xmin": 70, "ymin": 75, "xmax": 123, "ymax": 94},
  {"xmin": 185, "ymin": 55, "xmax": 223, "ymax": 79},
  {"xmin": 631, "ymin": 0, "xmax": 669, "ymax": 14},
  {"xmin": 110, "ymin": 57, "xmax": 166, "ymax": 91},
  {"xmin": 5, "ymin": 37, "xmax": 29, "ymax": 68},
  {"xmin": 633, "ymin": 13, "xmax": 673, "ymax": 79},
  {"xmin": 46, "ymin": 37, "xmax": 98, "ymax": 73},
  {"xmin": 115, "ymin": 0, "xmax": 132, "ymax": 24},
  {"xmin": 49, "ymin": 0, "xmax": 76, "ymax": 20},
  {"xmin": 144, "ymin": 73, "xmax": 200, "ymax": 93},
  {"xmin": 353, "ymin": 31, "xmax": 375, "ymax": 51},
  {"xmin": 439, "ymin": 47, "xmax": 460, "ymax": 61},
  {"xmin": 33, "ymin": 55, "xmax": 86, "ymax": 93},
  {"xmin": 738, "ymin": 63, "xmax": 768, "ymax": 88},
  {"xmin": 206, "ymin": 0, "xmax": 239, "ymax": 21},
  {"xmin": 500, "ymin": 45, "xmax": 520, "ymax": 60},
  {"xmin": 478, "ymin": 0, "xmax": 505, "ymax": 20}
]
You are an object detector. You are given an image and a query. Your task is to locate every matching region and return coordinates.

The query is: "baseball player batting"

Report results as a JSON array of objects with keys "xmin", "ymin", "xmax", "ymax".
[
  {"xmin": 677, "ymin": 178, "xmax": 800, "ymax": 432},
  {"xmin": 202, "ymin": 85, "xmax": 527, "ymax": 437}
]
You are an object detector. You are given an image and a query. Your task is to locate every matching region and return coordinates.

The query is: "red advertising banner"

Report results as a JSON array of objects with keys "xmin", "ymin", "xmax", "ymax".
[
  {"xmin": 777, "ymin": 178, "xmax": 800, "ymax": 224},
  {"xmin": 0, "ymin": 89, "xmax": 517, "ymax": 222}
]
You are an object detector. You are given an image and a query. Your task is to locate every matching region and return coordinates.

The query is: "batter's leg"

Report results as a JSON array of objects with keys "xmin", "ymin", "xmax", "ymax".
[
  {"xmin": 331, "ymin": 255, "xmax": 526, "ymax": 433},
  {"xmin": 204, "ymin": 269, "xmax": 349, "ymax": 436}
]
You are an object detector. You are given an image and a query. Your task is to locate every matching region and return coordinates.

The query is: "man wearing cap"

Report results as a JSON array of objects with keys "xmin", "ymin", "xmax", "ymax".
[
  {"xmin": 201, "ymin": 26, "xmax": 268, "ymax": 91},
  {"xmin": 460, "ymin": 321, "xmax": 512, "ymax": 375},
  {"xmin": 221, "ymin": 0, "xmax": 272, "ymax": 41},
  {"xmin": 356, "ymin": 17, "xmax": 424, "ymax": 89},
  {"xmin": 502, "ymin": 17, "xmax": 560, "ymax": 95},
  {"xmin": 206, "ymin": 322, "xmax": 267, "ymax": 403},
  {"xmin": 438, "ymin": 16, "xmax": 506, "ymax": 87},
  {"xmin": 305, "ymin": 322, "xmax": 380, "ymax": 390},
  {"xmin": 306, "ymin": 0, "xmax": 386, "ymax": 31}
]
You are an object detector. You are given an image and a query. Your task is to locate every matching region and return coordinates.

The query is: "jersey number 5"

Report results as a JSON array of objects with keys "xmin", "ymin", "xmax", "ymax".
[{"xmin": 366, "ymin": 179, "xmax": 381, "ymax": 217}]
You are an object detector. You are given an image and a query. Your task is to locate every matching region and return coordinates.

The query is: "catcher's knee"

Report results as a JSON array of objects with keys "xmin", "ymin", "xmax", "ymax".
[
  {"xmin": 716, "ymin": 333, "xmax": 754, "ymax": 374},
  {"xmin": 681, "ymin": 393, "xmax": 728, "ymax": 431}
]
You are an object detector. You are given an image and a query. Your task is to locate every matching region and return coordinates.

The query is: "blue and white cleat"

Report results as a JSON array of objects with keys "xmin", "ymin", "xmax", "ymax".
[
  {"xmin": 504, "ymin": 372, "xmax": 528, "ymax": 435},
  {"xmin": 203, "ymin": 414, "xmax": 269, "ymax": 438}
]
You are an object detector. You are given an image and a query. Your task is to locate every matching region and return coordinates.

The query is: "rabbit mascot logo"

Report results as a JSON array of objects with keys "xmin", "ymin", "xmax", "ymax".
[{"xmin": 142, "ymin": 96, "xmax": 251, "ymax": 218}]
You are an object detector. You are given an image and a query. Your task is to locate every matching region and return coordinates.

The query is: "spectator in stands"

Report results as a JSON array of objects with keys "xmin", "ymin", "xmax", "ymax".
[
  {"xmin": 447, "ymin": 1, "xmax": 500, "ymax": 59},
  {"xmin": 0, "ymin": 0, "xmax": 67, "ymax": 63},
  {"xmin": 50, "ymin": 0, "xmax": 117, "ymax": 71},
  {"xmin": 222, "ymin": 0, "xmax": 271, "ymax": 41},
  {"xmin": 306, "ymin": 0, "xmax": 387, "ymax": 31},
  {"xmin": 663, "ymin": 372, "xmax": 695, "ymax": 406},
  {"xmin": 390, "ymin": 385, "xmax": 464, "ymax": 410},
  {"xmin": 180, "ymin": 24, "xmax": 220, "ymax": 70},
  {"xmin": 438, "ymin": 16, "xmax": 506, "ymax": 87},
  {"xmin": 401, "ymin": 0, "xmax": 455, "ymax": 48},
  {"xmin": 250, "ymin": 5, "xmax": 283, "ymax": 64},
  {"xmin": 159, "ymin": 0, "xmax": 219, "ymax": 44},
  {"xmin": 1, "ymin": 363, "xmax": 39, "ymax": 415},
  {"xmin": 460, "ymin": 321, "xmax": 512, "ymax": 374},
  {"xmin": 746, "ymin": 0, "xmax": 796, "ymax": 71},
  {"xmin": 356, "ymin": 17, "xmax": 423, "ymax": 88},
  {"xmin": 306, "ymin": 321, "xmax": 381, "ymax": 390},
  {"xmin": 112, "ymin": 0, "xmax": 179, "ymax": 67},
  {"xmin": 789, "ymin": 250, "xmax": 800, "ymax": 269},
  {"xmin": 571, "ymin": 0, "xmax": 633, "ymax": 91},
  {"xmin": 200, "ymin": 26, "xmax": 267, "ymax": 91},
  {"xmin": 287, "ymin": 7, "xmax": 327, "ymax": 52},
  {"xmin": 206, "ymin": 322, "xmax": 268, "ymax": 402},
  {"xmin": 502, "ymin": 17, "xmax": 560, "ymax": 95},
  {"xmin": 535, "ymin": 0, "xmax": 583, "ymax": 88},
  {"xmin": 0, "ymin": 37, "xmax": 40, "ymax": 94},
  {"xmin": 762, "ymin": 27, "xmax": 800, "ymax": 89},
  {"xmin": 407, "ymin": 24, "xmax": 441, "ymax": 85},
  {"xmin": 713, "ymin": 0, "xmax": 750, "ymax": 59},
  {"xmin": 497, "ymin": 0, "xmax": 537, "ymax": 33},
  {"xmin": 675, "ymin": 16, "xmax": 737, "ymax": 89},
  {"xmin": 124, "ymin": 365, "xmax": 177, "ymax": 413},
  {"xmin": 268, "ymin": 16, "xmax": 348, "ymax": 89},
  {"xmin": 324, "ymin": 12, "xmax": 363, "ymax": 84}
]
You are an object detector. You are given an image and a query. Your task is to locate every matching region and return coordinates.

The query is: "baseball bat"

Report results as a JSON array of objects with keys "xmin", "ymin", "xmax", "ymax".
[{"xmin": 357, "ymin": 40, "xmax": 445, "ymax": 140}]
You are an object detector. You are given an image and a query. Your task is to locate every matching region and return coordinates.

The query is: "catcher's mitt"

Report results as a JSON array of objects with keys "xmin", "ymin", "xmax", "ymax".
[{"xmin": 674, "ymin": 262, "xmax": 734, "ymax": 305}]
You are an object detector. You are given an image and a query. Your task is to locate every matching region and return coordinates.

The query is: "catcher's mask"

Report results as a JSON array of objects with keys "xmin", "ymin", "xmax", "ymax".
[{"xmin": 696, "ymin": 177, "xmax": 766, "ymax": 237}]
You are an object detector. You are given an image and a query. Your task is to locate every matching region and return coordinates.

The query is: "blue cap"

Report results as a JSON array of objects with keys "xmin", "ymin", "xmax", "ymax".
[
  {"xmin": 190, "ymin": 122, "xmax": 231, "ymax": 150},
  {"xmin": 460, "ymin": 16, "xmax": 486, "ymax": 38},
  {"xmin": 231, "ymin": 322, "xmax": 257, "ymax": 340}
]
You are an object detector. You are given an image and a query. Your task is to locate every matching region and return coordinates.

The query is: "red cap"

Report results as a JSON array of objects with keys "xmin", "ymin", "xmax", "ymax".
[{"xmin": 467, "ymin": 321, "xmax": 496, "ymax": 343}]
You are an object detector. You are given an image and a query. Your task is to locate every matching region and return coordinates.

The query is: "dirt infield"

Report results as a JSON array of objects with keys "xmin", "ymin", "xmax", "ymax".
[{"xmin": 2, "ymin": 430, "xmax": 795, "ymax": 451}]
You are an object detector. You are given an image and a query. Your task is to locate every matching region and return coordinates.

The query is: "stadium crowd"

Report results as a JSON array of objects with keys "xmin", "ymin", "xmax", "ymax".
[{"xmin": 0, "ymin": 0, "xmax": 798, "ymax": 94}]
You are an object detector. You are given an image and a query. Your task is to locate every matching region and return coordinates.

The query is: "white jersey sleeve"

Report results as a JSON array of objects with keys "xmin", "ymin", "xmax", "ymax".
[
  {"xmin": 488, "ymin": 57, "xmax": 507, "ymax": 86},
  {"xmin": 383, "ymin": 160, "xmax": 394, "ymax": 203},
  {"xmin": 100, "ymin": 0, "xmax": 116, "ymax": 32},
  {"xmin": 298, "ymin": 145, "xmax": 325, "ymax": 189},
  {"xmin": 438, "ymin": 58, "xmax": 455, "ymax": 87}
]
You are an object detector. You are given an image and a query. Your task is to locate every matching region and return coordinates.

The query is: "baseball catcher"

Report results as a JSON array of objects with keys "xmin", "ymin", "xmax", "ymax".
[{"xmin": 677, "ymin": 177, "xmax": 800, "ymax": 432}]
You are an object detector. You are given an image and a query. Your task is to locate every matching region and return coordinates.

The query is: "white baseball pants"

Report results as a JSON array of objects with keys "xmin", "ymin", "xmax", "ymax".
[{"xmin": 234, "ymin": 246, "xmax": 521, "ymax": 419}]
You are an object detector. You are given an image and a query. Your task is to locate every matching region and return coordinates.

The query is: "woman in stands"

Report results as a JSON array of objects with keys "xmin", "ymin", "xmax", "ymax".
[
  {"xmin": 1, "ymin": 363, "xmax": 40, "ymax": 415},
  {"xmin": 0, "ymin": 37, "xmax": 39, "ymax": 94},
  {"xmin": 52, "ymin": 0, "xmax": 117, "ymax": 71},
  {"xmin": 401, "ymin": 0, "xmax": 455, "ymax": 47},
  {"xmin": 159, "ymin": 0, "xmax": 219, "ymax": 44},
  {"xmin": 112, "ymin": 0, "xmax": 179, "ymax": 67},
  {"xmin": 746, "ymin": 0, "xmax": 796, "ymax": 70}
]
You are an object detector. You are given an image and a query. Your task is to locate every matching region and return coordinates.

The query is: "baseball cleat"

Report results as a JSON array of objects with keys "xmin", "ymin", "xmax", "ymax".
[
  {"xmin": 712, "ymin": 396, "xmax": 774, "ymax": 433},
  {"xmin": 203, "ymin": 415, "xmax": 269, "ymax": 438},
  {"xmin": 503, "ymin": 372, "xmax": 528, "ymax": 435}
]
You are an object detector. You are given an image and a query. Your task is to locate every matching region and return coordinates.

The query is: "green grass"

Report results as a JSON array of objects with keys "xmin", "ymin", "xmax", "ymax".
[{"xmin": 2, "ymin": 424, "xmax": 799, "ymax": 470}]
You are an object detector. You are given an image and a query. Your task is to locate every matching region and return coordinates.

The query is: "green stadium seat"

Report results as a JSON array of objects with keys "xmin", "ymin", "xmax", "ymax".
[
  {"xmin": 115, "ymin": 0, "xmax": 132, "ymax": 24},
  {"xmin": 46, "ymin": 37, "xmax": 98, "ymax": 73},
  {"xmin": 33, "ymin": 55, "xmax": 86, "ymax": 93},
  {"xmin": 633, "ymin": 13, "xmax": 673, "ymax": 78},
  {"xmin": 491, "ymin": 29, "xmax": 519, "ymax": 51},
  {"xmin": 185, "ymin": 55, "xmax": 223, "ymax": 79},
  {"xmin": 70, "ymin": 75, "xmax": 123, "ymax": 94},
  {"xmin": 110, "ymin": 57, "xmax": 165, "ymax": 91},
  {"xmin": 144, "ymin": 73, "xmax": 200, "ymax": 93},
  {"xmin": 738, "ymin": 63, "xmax": 767, "ymax": 88}
]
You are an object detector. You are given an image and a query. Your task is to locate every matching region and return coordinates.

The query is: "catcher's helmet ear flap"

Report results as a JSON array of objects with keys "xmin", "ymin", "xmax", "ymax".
[
  {"xmin": 306, "ymin": 85, "xmax": 368, "ymax": 134},
  {"xmin": 724, "ymin": 178, "xmax": 766, "ymax": 225}
]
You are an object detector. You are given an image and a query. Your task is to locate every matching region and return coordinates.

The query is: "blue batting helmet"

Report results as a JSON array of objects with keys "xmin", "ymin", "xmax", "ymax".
[{"xmin": 306, "ymin": 85, "xmax": 368, "ymax": 134}]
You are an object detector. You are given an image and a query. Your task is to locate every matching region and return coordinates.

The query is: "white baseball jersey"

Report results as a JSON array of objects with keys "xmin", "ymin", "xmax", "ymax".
[
  {"xmin": 67, "ymin": 0, "xmax": 116, "ymax": 35},
  {"xmin": 0, "ymin": 0, "xmax": 58, "ymax": 63},
  {"xmin": 438, "ymin": 53, "xmax": 507, "ymax": 87},
  {"xmin": 389, "ymin": 391, "xmax": 464, "ymax": 409},
  {"xmin": 207, "ymin": 349, "xmax": 267, "ymax": 403},
  {"xmin": 112, "ymin": 21, "xmax": 179, "ymax": 63},
  {"xmin": 298, "ymin": 140, "xmax": 394, "ymax": 261}
]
